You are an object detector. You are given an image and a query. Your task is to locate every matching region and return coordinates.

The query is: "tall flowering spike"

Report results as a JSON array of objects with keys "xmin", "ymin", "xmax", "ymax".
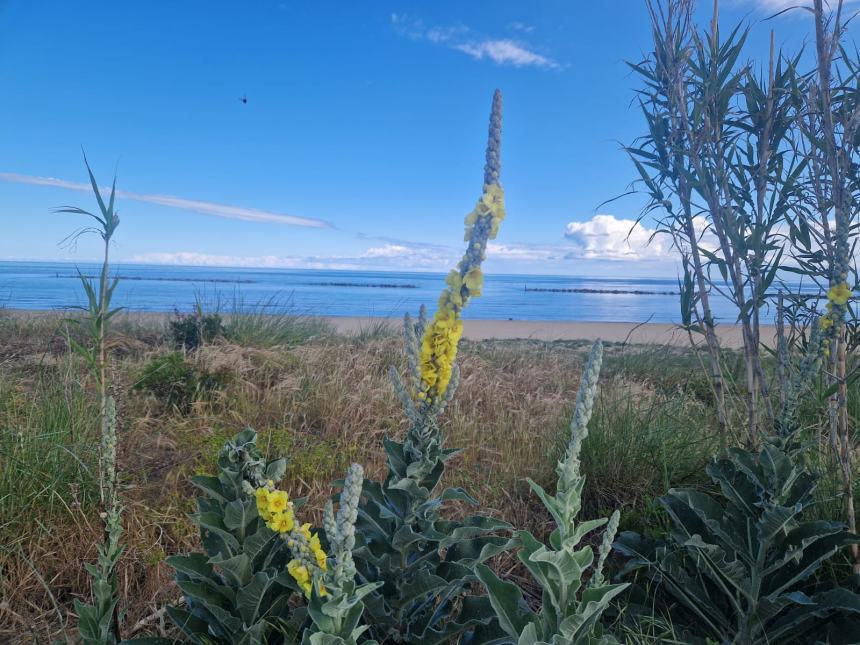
[
  {"xmin": 417, "ymin": 90, "xmax": 506, "ymax": 403},
  {"xmin": 483, "ymin": 89, "xmax": 503, "ymax": 187},
  {"xmin": 590, "ymin": 509, "xmax": 620, "ymax": 589},
  {"xmin": 559, "ymin": 340, "xmax": 603, "ymax": 484}
]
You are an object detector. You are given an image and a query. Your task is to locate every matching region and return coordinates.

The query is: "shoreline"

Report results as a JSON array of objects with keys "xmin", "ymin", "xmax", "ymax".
[
  {"xmin": 4, "ymin": 309, "xmax": 771, "ymax": 349},
  {"xmin": 328, "ymin": 316, "xmax": 771, "ymax": 349}
]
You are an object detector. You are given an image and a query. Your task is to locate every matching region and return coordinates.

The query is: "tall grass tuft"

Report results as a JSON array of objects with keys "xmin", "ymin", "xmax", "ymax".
[
  {"xmin": 221, "ymin": 293, "xmax": 333, "ymax": 348},
  {"xmin": 0, "ymin": 364, "xmax": 99, "ymax": 545}
]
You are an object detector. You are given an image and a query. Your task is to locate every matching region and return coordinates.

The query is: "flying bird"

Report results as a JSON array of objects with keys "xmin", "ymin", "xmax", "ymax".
[{"xmin": 239, "ymin": 95, "xmax": 248, "ymax": 104}]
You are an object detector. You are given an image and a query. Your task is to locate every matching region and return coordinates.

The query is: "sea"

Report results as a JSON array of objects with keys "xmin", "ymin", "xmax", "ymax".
[{"xmin": 0, "ymin": 260, "xmax": 782, "ymax": 324}]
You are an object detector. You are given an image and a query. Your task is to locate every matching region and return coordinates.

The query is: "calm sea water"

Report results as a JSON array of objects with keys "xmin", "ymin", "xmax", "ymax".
[{"xmin": 0, "ymin": 261, "xmax": 756, "ymax": 324}]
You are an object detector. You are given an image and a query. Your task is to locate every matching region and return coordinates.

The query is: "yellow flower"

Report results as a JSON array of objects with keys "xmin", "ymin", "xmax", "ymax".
[
  {"xmin": 828, "ymin": 282, "xmax": 852, "ymax": 306},
  {"xmin": 267, "ymin": 510, "xmax": 295, "ymax": 534},
  {"xmin": 287, "ymin": 559, "xmax": 312, "ymax": 595},
  {"xmin": 268, "ymin": 490, "xmax": 289, "ymax": 514},
  {"xmin": 299, "ymin": 522, "xmax": 313, "ymax": 541},
  {"xmin": 445, "ymin": 270, "xmax": 463, "ymax": 292},
  {"xmin": 820, "ymin": 315, "xmax": 834, "ymax": 331},
  {"xmin": 314, "ymin": 548, "xmax": 327, "ymax": 570},
  {"xmin": 254, "ymin": 488, "xmax": 272, "ymax": 520},
  {"xmin": 464, "ymin": 267, "xmax": 483, "ymax": 295}
]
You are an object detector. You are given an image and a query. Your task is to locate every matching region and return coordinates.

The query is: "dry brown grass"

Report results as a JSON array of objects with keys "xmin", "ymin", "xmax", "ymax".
[{"xmin": 0, "ymin": 318, "xmax": 710, "ymax": 642}]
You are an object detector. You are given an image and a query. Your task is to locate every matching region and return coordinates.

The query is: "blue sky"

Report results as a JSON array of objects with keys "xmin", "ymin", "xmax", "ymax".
[{"xmin": 0, "ymin": 0, "xmax": 847, "ymax": 276}]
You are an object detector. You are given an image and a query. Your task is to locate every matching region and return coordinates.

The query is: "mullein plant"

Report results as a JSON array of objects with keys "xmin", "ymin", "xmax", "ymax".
[
  {"xmin": 166, "ymin": 429, "xmax": 309, "ymax": 643},
  {"xmin": 615, "ymin": 434, "xmax": 860, "ymax": 645},
  {"xmin": 352, "ymin": 90, "xmax": 514, "ymax": 644},
  {"xmin": 59, "ymin": 157, "xmax": 126, "ymax": 644},
  {"xmin": 167, "ymin": 430, "xmax": 378, "ymax": 644},
  {"xmin": 476, "ymin": 342, "xmax": 629, "ymax": 645},
  {"xmin": 303, "ymin": 463, "xmax": 382, "ymax": 645}
]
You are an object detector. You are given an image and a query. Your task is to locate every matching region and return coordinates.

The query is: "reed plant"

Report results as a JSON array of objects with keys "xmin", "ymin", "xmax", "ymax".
[
  {"xmin": 628, "ymin": 0, "xmax": 860, "ymax": 573},
  {"xmin": 58, "ymin": 156, "xmax": 126, "ymax": 643}
]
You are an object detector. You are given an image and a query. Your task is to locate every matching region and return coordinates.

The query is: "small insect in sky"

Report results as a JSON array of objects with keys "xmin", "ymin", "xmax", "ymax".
[{"xmin": 239, "ymin": 95, "xmax": 248, "ymax": 104}]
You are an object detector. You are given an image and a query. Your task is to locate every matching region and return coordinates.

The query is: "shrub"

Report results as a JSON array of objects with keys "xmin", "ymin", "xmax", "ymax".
[
  {"xmin": 169, "ymin": 308, "xmax": 224, "ymax": 350},
  {"xmin": 135, "ymin": 352, "xmax": 224, "ymax": 412},
  {"xmin": 616, "ymin": 438, "xmax": 860, "ymax": 644}
]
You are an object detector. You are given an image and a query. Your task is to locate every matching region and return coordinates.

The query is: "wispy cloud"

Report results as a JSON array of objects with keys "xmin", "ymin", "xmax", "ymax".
[
  {"xmin": 130, "ymin": 245, "xmax": 456, "ymax": 271},
  {"xmin": 508, "ymin": 21, "xmax": 536, "ymax": 34},
  {"xmin": 0, "ymin": 172, "xmax": 333, "ymax": 229},
  {"xmin": 391, "ymin": 14, "xmax": 558, "ymax": 69},
  {"xmin": 454, "ymin": 40, "xmax": 556, "ymax": 68},
  {"xmin": 128, "ymin": 238, "xmax": 584, "ymax": 271}
]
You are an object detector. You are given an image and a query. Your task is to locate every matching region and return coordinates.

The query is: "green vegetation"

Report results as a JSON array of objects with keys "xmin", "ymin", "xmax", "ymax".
[
  {"xmin": 4, "ymin": 2, "xmax": 860, "ymax": 642},
  {"xmin": 135, "ymin": 352, "xmax": 226, "ymax": 413}
]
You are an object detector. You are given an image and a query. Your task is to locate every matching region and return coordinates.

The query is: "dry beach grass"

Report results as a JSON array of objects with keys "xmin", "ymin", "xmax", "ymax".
[{"xmin": 0, "ymin": 311, "xmax": 718, "ymax": 642}]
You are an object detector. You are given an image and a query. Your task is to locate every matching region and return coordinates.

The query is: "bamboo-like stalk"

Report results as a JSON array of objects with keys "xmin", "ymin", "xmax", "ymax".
[
  {"xmin": 776, "ymin": 290, "xmax": 787, "ymax": 412},
  {"xmin": 639, "ymin": 0, "xmax": 729, "ymax": 446},
  {"xmin": 678, "ymin": 0, "xmax": 761, "ymax": 446},
  {"xmin": 810, "ymin": 0, "xmax": 860, "ymax": 574}
]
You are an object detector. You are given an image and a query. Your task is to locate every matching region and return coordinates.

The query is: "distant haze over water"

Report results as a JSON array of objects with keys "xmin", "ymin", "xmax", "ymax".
[{"xmin": 0, "ymin": 261, "xmax": 794, "ymax": 324}]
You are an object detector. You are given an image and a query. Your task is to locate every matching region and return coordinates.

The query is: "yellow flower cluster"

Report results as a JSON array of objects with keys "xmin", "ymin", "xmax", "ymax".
[
  {"xmin": 287, "ymin": 560, "xmax": 314, "ymax": 596},
  {"xmin": 254, "ymin": 486, "xmax": 328, "ymax": 597},
  {"xmin": 418, "ymin": 185, "xmax": 505, "ymax": 401},
  {"xmin": 419, "ymin": 310, "xmax": 464, "ymax": 400},
  {"xmin": 255, "ymin": 486, "xmax": 295, "ymax": 533},
  {"xmin": 291, "ymin": 522, "xmax": 328, "ymax": 572},
  {"xmin": 818, "ymin": 282, "xmax": 853, "ymax": 359},
  {"xmin": 463, "ymin": 184, "xmax": 505, "ymax": 242}
]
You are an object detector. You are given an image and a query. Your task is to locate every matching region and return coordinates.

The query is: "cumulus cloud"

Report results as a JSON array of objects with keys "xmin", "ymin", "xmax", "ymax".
[
  {"xmin": 564, "ymin": 214, "xmax": 677, "ymax": 261},
  {"xmin": 0, "ymin": 172, "xmax": 333, "ymax": 229},
  {"xmin": 391, "ymin": 14, "xmax": 558, "ymax": 69}
]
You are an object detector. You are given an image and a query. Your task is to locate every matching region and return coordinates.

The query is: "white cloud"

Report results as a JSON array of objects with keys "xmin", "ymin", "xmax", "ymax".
[
  {"xmin": 129, "ymin": 240, "xmax": 584, "ymax": 272},
  {"xmin": 391, "ymin": 14, "xmax": 557, "ymax": 69},
  {"xmin": 360, "ymin": 243, "xmax": 456, "ymax": 268},
  {"xmin": 0, "ymin": 172, "xmax": 333, "ymax": 229},
  {"xmin": 564, "ymin": 214, "xmax": 677, "ymax": 261},
  {"xmin": 130, "ymin": 252, "xmax": 298, "ymax": 268},
  {"xmin": 455, "ymin": 40, "xmax": 557, "ymax": 68},
  {"xmin": 129, "ymin": 243, "xmax": 459, "ymax": 271},
  {"xmin": 747, "ymin": 0, "xmax": 856, "ymax": 10},
  {"xmin": 486, "ymin": 242, "xmax": 565, "ymax": 262},
  {"xmin": 508, "ymin": 21, "xmax": 536, "ymax": 34}
]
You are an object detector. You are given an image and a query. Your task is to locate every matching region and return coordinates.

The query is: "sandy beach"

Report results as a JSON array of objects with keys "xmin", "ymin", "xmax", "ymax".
[
  {"xmin": 326, "ymin": 316, "xmax": 773, "ymax": 349},
  {"xmin": 7, "ymin": 309, "xmax": 773, "ymax": 349}
]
